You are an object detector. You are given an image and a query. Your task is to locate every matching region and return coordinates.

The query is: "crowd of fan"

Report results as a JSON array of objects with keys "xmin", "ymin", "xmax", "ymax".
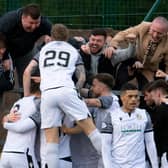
[{"xmin": 0, "ymin": 3, "xmax": 168, "ymax": 168}]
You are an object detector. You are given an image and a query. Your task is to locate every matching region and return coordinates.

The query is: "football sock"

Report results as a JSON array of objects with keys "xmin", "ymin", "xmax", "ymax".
[
  {"xmin": 46, "ymin": 143, "xmax": 59, "ymax": 168},
  {"xmin": 88, "ymin": 128, "xmax": 102, "ymax": 154}
]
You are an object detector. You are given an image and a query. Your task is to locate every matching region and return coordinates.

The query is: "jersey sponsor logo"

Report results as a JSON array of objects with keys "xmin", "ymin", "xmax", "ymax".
[
  {"xmin": 12, "ymin": 104, "xmax": 20, "ymax": 113},
  {"xmin": 102, "ymin": 122, "xmax": 107, "ymax": 129},
  {"xmin": 121, "ymin": 129, "xmax": 141, "ymax": 133},
  {"xmin": 101, "ymin": 121, "xmax": 113, "ymax": 134},
  {"xmin": 120, "ymin": 122, "xmax": 143, "ymax": 134},
  {"xmin": 136, "ymin": 114, "xmax": 142, "ymax": 120}
]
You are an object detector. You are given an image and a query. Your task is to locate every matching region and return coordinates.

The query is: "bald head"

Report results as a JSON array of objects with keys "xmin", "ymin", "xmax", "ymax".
[
  {"xmin": 149, "ymin": 16, "xmax": 168, "ymax": 42},
  {"xmin": 153, "ymin": 17, "xmax": 168, "ymax": 30}
]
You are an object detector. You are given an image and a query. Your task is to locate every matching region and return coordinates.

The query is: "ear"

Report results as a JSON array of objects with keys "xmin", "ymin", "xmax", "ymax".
[{"xmin": 120, "ymin": 94, "xmax": 124, "ymax": 103}]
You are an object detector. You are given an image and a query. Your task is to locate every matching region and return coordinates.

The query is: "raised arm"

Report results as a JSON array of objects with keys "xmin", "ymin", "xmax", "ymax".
[
  {"xmin": 85, "ymin": 96, "xmax": 113, "ymax": 109},
  {"xmin": 75, "ymin": 64, "xmax": 86, "ymax": 91},
  {"xmin": 110, "ymin": 22, "xmax": 151, "ymax": 48},
  {"xmin": 23, "ymin": 59, "xmax": 38, "ymax": 96},
  {"xmin": 111, "ymin": 42, "xmax": 136, "ymax": 66}
]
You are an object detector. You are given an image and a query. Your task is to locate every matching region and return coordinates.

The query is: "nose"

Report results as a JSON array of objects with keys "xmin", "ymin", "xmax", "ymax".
[
  {"xmin": 152, "ymin": 31, "xmax": 157, "ymax": 38},
  {"xmin": 92, "ymin": 41, "xmax": 97, "ymax": 45},
  {"xmin": 31, "ymin": 24, "xmax": 38, "ymax": 30},
  {"xmin": 131, "ymin": 96, "xmax": 138, "ymax": 102}
]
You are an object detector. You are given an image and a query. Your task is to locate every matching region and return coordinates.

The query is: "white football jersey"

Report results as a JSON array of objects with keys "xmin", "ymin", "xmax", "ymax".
[
  {"xmin": 2, "ymin": 96, "xmax": 38, "ymax": 153},
  {"xmin": 39, "ymin": 41, "xmax": 81, "ymax": 91},
  {"xmin": 101, "ymin": 107, "xmax": 153, "ymax": 168}
]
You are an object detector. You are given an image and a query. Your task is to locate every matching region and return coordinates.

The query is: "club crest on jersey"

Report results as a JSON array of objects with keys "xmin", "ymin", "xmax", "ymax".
[
  {"xmin": 136, "ymin": 114, "xmax": 142, "ymax": 120},
  {"xmin": 101, "ymin": 122, "xmax": 107, "ymax": 129}
]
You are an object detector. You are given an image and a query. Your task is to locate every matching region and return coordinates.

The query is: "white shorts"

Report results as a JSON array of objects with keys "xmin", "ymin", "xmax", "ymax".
[
  {"xmin": 0, "ymin": 152, "xmax": 38, "ymax": 168},
  {"xmin": 41, "ymin": 87, "xmax": 90, "ymax": 129},
  {"xmin": 59, "ymin": 158, "xmax": 72, "ymax": 168},
  {"xmin": 41, "ymin": 159, "xmax": 72, "ymax": 168}
]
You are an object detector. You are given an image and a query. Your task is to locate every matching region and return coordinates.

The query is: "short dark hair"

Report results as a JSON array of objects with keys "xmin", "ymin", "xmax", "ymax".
[
  {"xmin": 22, "ymin": 3, "xmax": 41, "ymax": 19},
  {"xmin": 142, "ymin": 81, "xmax": 155, "ymax": 94},
  {"xmin": 92, "ymin": 73, "xmax": 115, "ymax": 90},
  {"xmin": 90, "ymin": 28, "xmax": 107, "ymax": 39},
  {"xmin": 120, "ymin": 83, "xmax": 138, "ymax": 94},
  {"xmin": 148, "ymin": 79, "xmax": 168, "ymax": 94}
]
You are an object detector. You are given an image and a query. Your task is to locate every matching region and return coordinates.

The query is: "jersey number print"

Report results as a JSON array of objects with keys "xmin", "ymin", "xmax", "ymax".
[{"xmin": 43, "ymin": 50, "xmax": 70, "ymax": 67}]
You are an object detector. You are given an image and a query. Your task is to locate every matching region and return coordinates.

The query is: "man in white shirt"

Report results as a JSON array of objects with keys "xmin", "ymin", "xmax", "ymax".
[
  {"xmin": 0, "ymin": 80, "xmax": 41, "ymax": 168},
  {"xmin": 39, "ymin": 24, "xmax": 102, "ymax": 168},
  {"xmin": 101, "ymin": 83, "xmax": 158, "ymax": 168},
  {"xmin": 62, "ymin": 73, "xmax": 120, "ymax": 168}
]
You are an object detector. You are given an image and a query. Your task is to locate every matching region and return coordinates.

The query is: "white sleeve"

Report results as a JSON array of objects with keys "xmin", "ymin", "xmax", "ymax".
[
  {"xmin": 101, "ymin": 133, "xmax": 113, "ymax": 168},
  {"xmin": 3, "ymin": 118, "xmax": 36, "ymax": 133},
  {"xmin": 111, "ymin": 100, "xmax": 120, "ymax": 111},
  {"xmin": 145, "ymin": 131, "xmax": 159, "ymax": 168}
]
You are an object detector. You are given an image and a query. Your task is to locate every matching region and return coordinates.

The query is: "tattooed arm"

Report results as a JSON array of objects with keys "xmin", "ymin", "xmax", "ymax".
[{"xmin": 75, "ymin": 64, "xmax": 86, "ymax": 91}]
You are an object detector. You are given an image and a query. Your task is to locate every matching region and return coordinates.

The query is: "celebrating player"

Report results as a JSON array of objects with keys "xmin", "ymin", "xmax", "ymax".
[
  {"xmin": 39, "ymin": 23, "xmax": 102, "ymax": 168},
  {"xmin": 101, "ymin": 83, "xmax": 158, "ymax": 168}
]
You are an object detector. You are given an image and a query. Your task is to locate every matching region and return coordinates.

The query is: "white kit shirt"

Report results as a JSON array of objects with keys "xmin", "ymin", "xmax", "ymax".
[
  {"xmin": 39, "ymin": 41, "xmax": 82, "ymax": 91},
  {"xmin": 3, "ymin": 96, "xmax": 39, "ymax": 153},
  {"xmin": 101, "ymin": 107, "xmax": 153, "ymax": 168}
]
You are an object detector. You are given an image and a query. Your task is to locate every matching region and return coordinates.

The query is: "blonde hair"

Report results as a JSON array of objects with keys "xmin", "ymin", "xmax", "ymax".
[{"xmin": 51, "ymin": 24, "xmax": 69, "ymax": 41}]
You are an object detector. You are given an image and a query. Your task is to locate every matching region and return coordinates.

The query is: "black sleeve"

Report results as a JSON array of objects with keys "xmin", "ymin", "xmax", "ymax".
[
  {"xmin": 101, "ymin": 112, "xmax": 113, "ymax": 134},
  {"xmin": 39, "ymin": 16, "xmax": 52, "ymax": 36},
  {"xmin": 32, "ymin": 52, "xmax": 40, "ymax": 63},
  {"xmin": 98, "ymin": 96, "xmax": 113, "ymax": 109},
  {"xmin": 0, "ymin": 10, "xmax": 18, "ymax": 34},
  {"xmin": 154, "ymin": 104, "xmax": 168, "ymax": 155},
  {"xmin": 144, "ymin": 111, "xmax": 153, "ymax": 133},
  {"xmin": 29, "ymin": 111, "xmax": 41, "ymax": 128}
]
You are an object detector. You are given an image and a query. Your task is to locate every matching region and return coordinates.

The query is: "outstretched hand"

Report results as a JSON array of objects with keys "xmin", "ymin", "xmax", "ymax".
[
  {"xmin": 103, "ymin": 46, "xmax": 116, "ymax": 59},
  {"xmin": 155, "ymin": 69, "xmax": 167, "ymax": 78},
  {"xmin": 81, "ymin": 43, "xmax": 90, "ymax": 54}
]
